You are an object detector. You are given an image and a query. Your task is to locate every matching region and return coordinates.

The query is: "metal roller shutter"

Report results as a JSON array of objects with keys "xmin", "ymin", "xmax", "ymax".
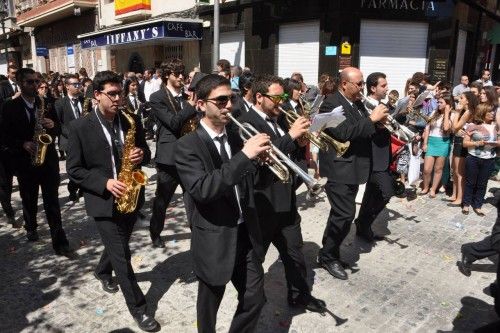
[
  {"xmin": 360, "ymin": 20, "xmax": 428, "ymax": 96},
  {"xmin": 278, "ymin": 21, "xmax": 320, "ymax": 85},
  {"xmin": 220, "ymin": 30, "xmax": 245, "ymax": 67}
]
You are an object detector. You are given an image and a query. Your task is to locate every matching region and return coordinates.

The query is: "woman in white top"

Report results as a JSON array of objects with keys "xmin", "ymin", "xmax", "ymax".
[
  {"xmin": 462, "ymin": 103, "xmax": 499, "ymax": 216},
  {"xmin": 421, "ymin": 92, "xmax": 453, "ymax": 198}
]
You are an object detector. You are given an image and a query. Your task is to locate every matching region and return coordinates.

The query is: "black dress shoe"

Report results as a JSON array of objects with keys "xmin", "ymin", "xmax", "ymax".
[
  {"xmin": 288, "ymin": 293, "xmax": 326, "ymax": 313},
  {"xmin": 319, "ymin": 258, "xmax": 348, "ymax": 280},
  {"xmin": 69, "ymin": 191, "xmax": 79, "ymax": 202},
  {"xmin": 93, "ymin": 272, "xmax": 119, "ymax": 294},
  {"xmin": 355, "ymin": 220, "xmax": 379, "ymax": 242},
  {"xmin": 55, "ymin": 245, "xmax": 78, "ymax": 259},
  {"xmin": 152, "ymin": 238, "xmax": 165, "ymax": 248},
  {"xmin": 134, "ymin": 313, "xmax": 159, "ymax": 332},
  {"xmin": 26, "ymin": 230, "xmax": 39, "ymax": 242},
  {"xmin": 457, "ymin": 253, "xmax": 473, "ymax": 277}
]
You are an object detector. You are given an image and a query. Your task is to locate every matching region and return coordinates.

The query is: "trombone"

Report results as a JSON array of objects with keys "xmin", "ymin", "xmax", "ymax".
[
  {"xmin": 226, "ymin": 113, "xmax": 324, "ymax": 198},
  {"xmin": 279, "ymin": 96, "xmax": 350, "ymax": 156}
]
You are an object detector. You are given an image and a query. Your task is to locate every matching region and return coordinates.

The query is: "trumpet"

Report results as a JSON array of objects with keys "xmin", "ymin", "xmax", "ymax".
[
  {"xmin": 360, "ymin": 93, "xmax": 417, "ymax": 143},
  {"xmin": 226, "ymin": 113, "xmax": 324, "ymax": 198},
  {"xmin": 279, "ymin": 99, "xmax": 350, "ymax": 157}
]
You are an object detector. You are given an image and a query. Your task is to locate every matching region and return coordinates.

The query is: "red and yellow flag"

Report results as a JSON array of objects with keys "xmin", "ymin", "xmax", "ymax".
[{"xmin": 115, "ymin": 0, "xmax": 151, "ymax": 16}]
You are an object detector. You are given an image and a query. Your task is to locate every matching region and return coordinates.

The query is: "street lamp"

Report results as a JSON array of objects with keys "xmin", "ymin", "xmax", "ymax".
[{"xmin": 0, "ymin": 1, "xmax": 8, "ymax": 66}]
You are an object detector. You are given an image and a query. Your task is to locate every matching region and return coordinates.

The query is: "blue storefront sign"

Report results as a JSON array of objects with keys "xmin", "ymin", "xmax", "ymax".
[
  {"xmin": 36, "ymin": 47, "xmax": 48, "ymax": 57},
  {"xmin": 80, "ymin": 20, "xmax": 203, "ymax": 49}
]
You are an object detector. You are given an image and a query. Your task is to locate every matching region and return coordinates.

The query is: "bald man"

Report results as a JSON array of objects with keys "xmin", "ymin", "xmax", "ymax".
[{"xmin": 317, "ymin": 67, "xmax": 388, "ymax": 280}]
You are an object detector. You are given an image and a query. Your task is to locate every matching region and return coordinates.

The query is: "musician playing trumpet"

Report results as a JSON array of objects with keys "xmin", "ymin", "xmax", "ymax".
[
  {"xmin": 317, "ymin": 67, "xmax": 388, "ymax": 280},
  {"xmin": 238, "ymin": 74, "xmax": 326, "ymax": 312},
  {"xmin": 355, "ymin": 72, "xmax": 395, "ymax": 243},
  {"xmin": 175, "ymin": 74, "xmax": 271, "ymax": 332}
]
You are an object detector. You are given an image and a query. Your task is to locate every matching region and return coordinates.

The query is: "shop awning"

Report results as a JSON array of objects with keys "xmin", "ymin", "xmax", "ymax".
[
  {"xmin": 488, "ymin": 23, "xmax": 500, "ymax": 45},
  {"xmin": 77, "ymin": 17, "xmax": 203, "ymax": 49}
]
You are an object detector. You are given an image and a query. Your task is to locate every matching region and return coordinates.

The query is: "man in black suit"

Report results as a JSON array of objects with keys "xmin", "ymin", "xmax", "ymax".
[
  {"xmin": 149, "ymin": 58, "xmax": 197, "ymax": 248},
  {"xmin": 175, "ymin": 74, "xmax": 271, "ymax": 332},
  {"xmin": 0, "ymin": 68, "xmax": 72, "ymax": 255},
  {"xmin": 66, "ymin": 71, "xmax": 158, "ymax": 332},
  {"xmin": 238, "ymin": 75, "xmax": 326, "ymax": 312},
  {"xmin": 317, "ymin": 67, "xmax": 388, "ymax": 280},
  {"xmin": 0, "ymin": 64, "xmax": 20, "ymax": 225},
  {"xmin": 354, "ymin": 72, "xmax": 394, "ymax": 242},
  {"xmin": 55, "ymin": 74, "xmax": 84, "ymax": 202},
  {"xmin": 230, "ymin": 71, "xmax": 254, "ymax": 119},
  {"xmin": 0, "ymin": 64, "xmax": 20, "ymax": 104}
]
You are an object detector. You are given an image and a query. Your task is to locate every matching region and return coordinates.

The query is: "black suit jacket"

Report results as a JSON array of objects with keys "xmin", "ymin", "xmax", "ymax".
[
  {"xmin": 238, "ymin": 108, "xmax": 299, "ymax": 212},
  {"xmin": 0, "ymin": 96, "xmax": 61, "ymax": 173},
  {"xmin": 318, "ymin": 91, "xmax": 376, "ymax": 184},
  {"xmin": 175, "ymin": 125, "xmax": 263, "ymax": 286},
  {"xmin": 55, "ymin": 95, "xmax": 84, "ymax": 152},
  {"xmin": 231, "ymin": 95, "xmax": 253, "ymax": 119},
  {"xmin": 150, "ymin": 88, "xmax": 197, "ymax": 166},
  {"xmin": 66, "ymin": 109, "xmax": 151, "ymax": 218},
  {"xmin": 0, "ymin": 80, "xmax": 16, "ymax": 105}
]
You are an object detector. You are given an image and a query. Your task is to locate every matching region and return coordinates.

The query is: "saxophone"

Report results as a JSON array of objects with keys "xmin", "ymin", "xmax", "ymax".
[
  {"xmin": 82, "ymin": 97, "xmax": 91, "ymax": 116},
  {"xmin": 116, "ymin": 108, "xmax": 149, "ymax": 214},
  {"xmin": 32, "ymin": 97, "xmax": 53, "ymax": 166}
]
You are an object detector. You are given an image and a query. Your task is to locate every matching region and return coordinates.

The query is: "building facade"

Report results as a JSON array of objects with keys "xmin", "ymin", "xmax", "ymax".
[
  {"xmin": 199, "ymin": 0, "xmax": 500, "ymax": 94},
  {"xmin": 77, "ymin": 0, "xmax": 203, "ymax": 75}
]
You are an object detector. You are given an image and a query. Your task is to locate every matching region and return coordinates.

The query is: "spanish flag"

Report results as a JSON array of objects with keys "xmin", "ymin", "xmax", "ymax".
[{"xmin": 115, "ymin": 0, "xmax": 151, "ymax": 16}]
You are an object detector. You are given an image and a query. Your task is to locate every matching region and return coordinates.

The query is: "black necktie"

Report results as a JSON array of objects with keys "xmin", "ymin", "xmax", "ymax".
[
  {"xmin": 106, "ymin": 119, "xmax": 122, "ymax": 173},
  {"xmin": 26, "ymin": 105, "xmax": 35, "ymax": 124},
  {"xmin": 267, "ymin": 117, "xmax": 282, "ymax": 137},
  {"xmin": 215, "ymin": 135, "xmax": 229, "ymax": 163},
  {"xmin": 72, "ymin": 98, "xmax": 80, "ymax": 117},
  {"xmin": 133, "ymin": 96, "xmax": 138, "ymax": 110},
  {"xmin": 175, "ymin": 96, "xmax": 183, "ymax": 108},
  {"xmin": 13, "ymin": 83, "xmax": 18, "ymax": 93}
]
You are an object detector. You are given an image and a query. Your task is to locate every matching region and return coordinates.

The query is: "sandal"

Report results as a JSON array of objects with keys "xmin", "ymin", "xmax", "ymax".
[
  {"xmin": 462, "ymin": 207, "xmax": 470, "ymax": 215},
  {"xmin": 473, "ymin": 208, "xmax": 485, "ymax": 217}
]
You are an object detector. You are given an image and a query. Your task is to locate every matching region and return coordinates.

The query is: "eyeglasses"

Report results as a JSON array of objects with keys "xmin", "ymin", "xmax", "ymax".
[
  {"xmin": 69, "ymin": 82, "xmax": 82, "ymax": 87},
  {"xmin": 262, "ymin": 93, "xmax": 288, "ymax": 104},
  {"xmin": 100, "ymin": 90, "xmax": 122, "ymax": 99},
  {"xmin": 348, "ymin": 81, "xmax": 365, "ymax": 88},
  {"xmin": 205, "ymin": 94, "xmax": 238, "ymax": 108},
  {"xmin": 39, "ymin": 86, "xmax": 48, "ymax": 89},
  {"xmin": 24, "ymin": 79, "xmax": 41, "ymax": 85},
  {"xmin": 170, "ymin": 72, "xmax": 184, "ymax": 78}
]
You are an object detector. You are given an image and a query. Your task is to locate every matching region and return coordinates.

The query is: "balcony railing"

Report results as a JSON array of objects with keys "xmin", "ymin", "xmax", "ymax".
[{"xmin": 15, "ymin": 0, "xmax": 54, "ymax": 15}]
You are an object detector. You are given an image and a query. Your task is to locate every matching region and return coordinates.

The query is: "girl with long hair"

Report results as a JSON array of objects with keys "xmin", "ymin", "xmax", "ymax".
[{"xmin": 421, "ymin": 92, "xmax": 453, "ymax": 197}]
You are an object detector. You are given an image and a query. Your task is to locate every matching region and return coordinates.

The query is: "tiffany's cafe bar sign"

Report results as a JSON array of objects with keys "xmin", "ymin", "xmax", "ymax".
[{"xmin": 78, "ymin": 19, "xmax": 203, "ymax": 49}]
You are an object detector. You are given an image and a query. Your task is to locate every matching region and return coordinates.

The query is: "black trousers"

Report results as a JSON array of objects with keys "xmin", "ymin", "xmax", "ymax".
[
  {"xmin": 0, "ymin": 156, "xmax": 14, "ymax": 217},
  {"xmin": 319, "ymin": 181, "xmax": 359, "ymax": 262},
  {"xmin": 17, "ymin": 162, "xmax": 68, "ymax": 250},
  {"xmin": 356, "ymin": 171, "xmax": 394, "ymax": 230},
  {"xmin": 149, "ymin": 163, "xmax": 182, "ymax": 241},
  {"xmin": 94, "ymin": 213, "xmax": 147, "ymax": 318},
  {"xmin": 462, "ymin": 236, "xmax": 499, "ymax": 262},
  {"xmin": 259, "ymin": 208, "xmax": 309, "ymax": 298},
  {"xmin": 67, "ymin": 179, "xmax": 79, "ymax": 196},
  {"xmin": 197, "ymin": 224, "xmax": 265, "ymax": 333}
]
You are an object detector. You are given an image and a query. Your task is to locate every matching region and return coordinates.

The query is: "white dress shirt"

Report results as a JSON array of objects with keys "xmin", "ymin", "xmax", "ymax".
[
  {"xmin": 94, "ymin": 107, "xmax": 124, "ymax": 179},
  {"xmin": 199, "ymin": 119, "xmax": 243, "ymax": 224},
  {"xmin": 254, "ymin": 108, "xmax": 285, "ymax": 136}
]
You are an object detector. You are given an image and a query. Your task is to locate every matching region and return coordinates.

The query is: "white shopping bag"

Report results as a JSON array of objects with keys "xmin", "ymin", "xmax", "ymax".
[{"xmin": 408, "ymin": 144, "xmax": 422, "ymax": 186}]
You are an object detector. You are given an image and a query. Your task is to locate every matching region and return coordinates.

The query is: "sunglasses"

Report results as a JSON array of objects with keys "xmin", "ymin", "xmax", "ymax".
[
  {"xmin": 101, "ymin": 90, "xmax": 122, "ymax": 99},
  {"xmin": 170, "ymin": 72, "xmax": 184, "ymax": 78},
  {"xmin": 25, "ymin": 79, "xmax": 41, "ymax": 85},
  {"xmin": 205, "ymin": 94, "xmax": 238, "ymax": 108},
  {"xmin": 348, "ymin": 81, "xmax": 365, "ymax": 88},
  {"xmin": 262, "ymin": 93, "xmax": 288, "ymax": 104},
  {"xmin": 69, "ymin": 82, "xmax": 82, "ymax": 87}
]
